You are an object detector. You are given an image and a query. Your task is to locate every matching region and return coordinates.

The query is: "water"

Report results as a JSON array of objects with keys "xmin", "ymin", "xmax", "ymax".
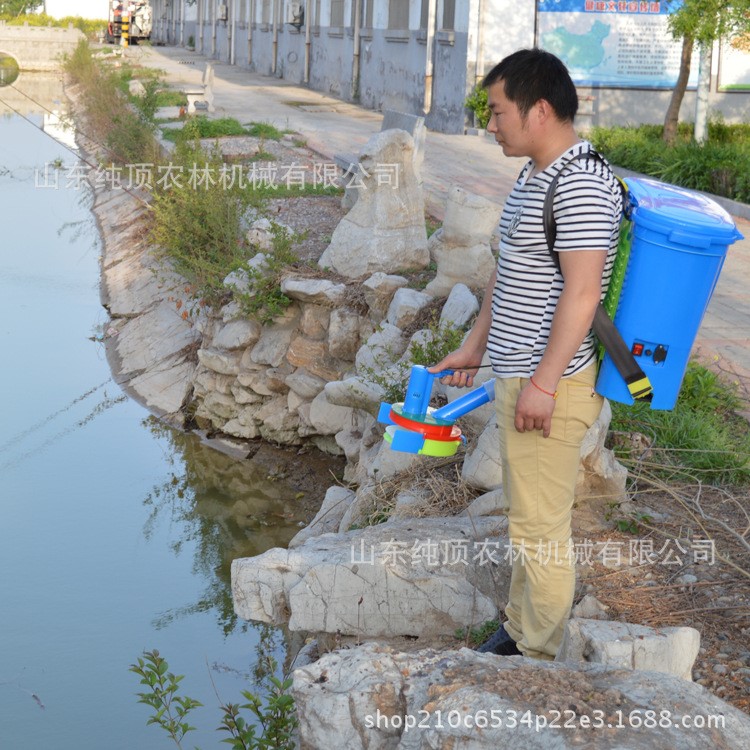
[{"xmin": 0, "ymin": 81, "xmax": 305, "ymax": 749}]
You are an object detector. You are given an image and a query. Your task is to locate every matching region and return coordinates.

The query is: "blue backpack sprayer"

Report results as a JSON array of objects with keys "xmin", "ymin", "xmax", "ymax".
[{"xmin": 378, "ymin": 174, "xmax": 743, "ymax": 456}]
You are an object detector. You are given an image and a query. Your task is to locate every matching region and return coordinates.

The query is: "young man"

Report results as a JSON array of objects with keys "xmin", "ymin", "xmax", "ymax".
[{"xmin": 429, "ymin": 49, "xmax": 622, "ymax": 660}]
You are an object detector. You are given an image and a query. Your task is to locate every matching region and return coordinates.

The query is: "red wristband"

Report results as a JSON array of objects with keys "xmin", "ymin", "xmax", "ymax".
[{"xmin": 530, "ymin": 376, "xmax": 558, "ymax": 400}]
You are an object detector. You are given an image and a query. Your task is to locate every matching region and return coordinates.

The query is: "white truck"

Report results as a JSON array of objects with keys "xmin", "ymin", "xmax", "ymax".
[{"xmin": 105, "ymin": 1, "xmax": 152, "ymax": 45}]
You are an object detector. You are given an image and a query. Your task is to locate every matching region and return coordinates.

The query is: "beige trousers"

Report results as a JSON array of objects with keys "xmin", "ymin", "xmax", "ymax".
[{"xmin": 494, "ymin": 365, "xmax": 603, "ymax": 660}]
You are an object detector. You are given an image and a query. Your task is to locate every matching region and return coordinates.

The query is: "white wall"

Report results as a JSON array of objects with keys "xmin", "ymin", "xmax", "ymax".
[{"xmin": 45, "ymin": 0, "xmax": 108, "ymax": 19}]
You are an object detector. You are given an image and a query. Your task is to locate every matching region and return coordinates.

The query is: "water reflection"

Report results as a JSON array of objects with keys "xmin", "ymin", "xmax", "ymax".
[
  {"xmin": 140, "ymin": 417, "xmax": 307, "ymax": 635},
  {"xmin": 0, "ymin": 54, "xmax": 20, "ymax": 86}
]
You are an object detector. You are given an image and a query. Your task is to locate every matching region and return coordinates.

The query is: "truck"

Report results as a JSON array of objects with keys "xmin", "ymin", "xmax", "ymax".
[{"xmin": 105, "ymin": 1, "xmax": 152, "ymax": 45}]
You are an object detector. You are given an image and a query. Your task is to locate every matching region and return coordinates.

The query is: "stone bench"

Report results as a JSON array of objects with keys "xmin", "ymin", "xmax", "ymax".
[
  {"xmin": 183, "ymin": 62, "xmax": 215, "ymax": 114},
  {"xmin": 335, "ymin": 108, "xmax": 426, "ymax": 208}
]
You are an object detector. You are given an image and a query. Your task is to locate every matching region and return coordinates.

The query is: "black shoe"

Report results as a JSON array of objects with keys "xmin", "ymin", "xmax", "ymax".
[{"xmin": 476, "ymin": 625, "xmax": 521, "ymax": 655}]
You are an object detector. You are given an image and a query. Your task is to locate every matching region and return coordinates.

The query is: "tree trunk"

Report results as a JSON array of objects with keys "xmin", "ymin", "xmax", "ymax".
[{"xmin": 663, "ymin": 35, "xmax": 694, "ymax": 145}]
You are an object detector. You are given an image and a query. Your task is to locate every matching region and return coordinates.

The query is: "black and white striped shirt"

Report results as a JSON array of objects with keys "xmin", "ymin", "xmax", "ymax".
[{"xmin": 488, "ymin": 141, "xmax": 622, "ymax": 379}]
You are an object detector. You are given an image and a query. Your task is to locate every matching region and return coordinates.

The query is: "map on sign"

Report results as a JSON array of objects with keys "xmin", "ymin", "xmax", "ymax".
[{"xmin": 537, "ymin": 0, "xmax": 699, "ymax": 88}]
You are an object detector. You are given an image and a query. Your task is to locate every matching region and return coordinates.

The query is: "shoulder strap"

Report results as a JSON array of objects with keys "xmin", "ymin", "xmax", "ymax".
[{"xmin": 543, "ymin": 150, "xmax": 653, "ymax": 403}]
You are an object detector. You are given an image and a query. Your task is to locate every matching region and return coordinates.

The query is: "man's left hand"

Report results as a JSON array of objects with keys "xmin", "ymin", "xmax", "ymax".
[{"xmin": 514, "ymin": 384, "xmax": 556, "ymax": 438}]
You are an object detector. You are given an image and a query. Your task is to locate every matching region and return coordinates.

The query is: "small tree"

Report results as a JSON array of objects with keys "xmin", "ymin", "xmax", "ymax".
[{"xmin": 664, "ymin": 0, "xmax": 750, "ymax": 145}]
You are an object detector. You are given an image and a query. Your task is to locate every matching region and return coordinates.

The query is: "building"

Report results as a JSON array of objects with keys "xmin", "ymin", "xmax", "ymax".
[{"xmin": 148, "ymin": 1, "xmax": 750, "ymax": 134}]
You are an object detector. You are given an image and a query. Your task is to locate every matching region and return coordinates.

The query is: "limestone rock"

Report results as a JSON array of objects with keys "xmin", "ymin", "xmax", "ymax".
[
  {"xmin": 558, "ymin": 618, "xmax": 701, "ymax": 681},
  {"xmin": 249, "ymin": 313, "xmax": 298, "ymax": 367},
  {"xmin": 324, "ymin": 377, "xmax": 385, "ymax": 417},
  {"xmin": 461, "ymin": 414, "xmax": 503, "ymax": 491},
  {"xmin": 280, "ymin": 275, "xmax": 347, "ymax": 306},
  {"xmin": 318, "ymin": 130, "xmax": 429, "ymax": 277},
  {"xmin": 289, "ymin": 486, "xmax": 356, "ymax": 548},
  {"xmin": 385, "ymin": 287, "xmax": 433, "ymax": 329},
  {"xmin": 285, "ymin": 368, "xmax": 328, "ymax": 399},
  {"xmin": 232, "ymin": 516, "xmax": 508, "ymax": 636},
  {"xmin": 246, "ymin": 217, "xmax": 294, "ymax": 252},
  {"xmin": 308, "ymin": 390, "xmax": 356, "ymax": 435},
  {"xmin": 362, "ymin": 272, "xmax": 408, "ymax": 320},
  {"xmin": 212, "ymin": 318, "xmax": 261, "ymax": 350},
  {"xmin": 328, "ymin": 308, "xmax": 363, "ymax": 361},
  {"xmin": 440, "ymin": 283, "xmax": 479, "ymax": 328},
  {"xmin": 424, "ymin": 187, "xmax": 500, "ymax": 297},
  {"xmin": 196, "ymin": 347, "xmax": 242, "ymax": 376},
  {"xmin": 299, "ymin": 303, "xmax": 330, "ymax": 340},
  {"xmin": 292, "ymin": 643, "xmax": 750, "ymax": 750},
  {"xmin": 571, "ymin": 594, "xmax": 609, "ymax": 621},
  {"xmin": 355, "ymin": 324, "xmax": 408, "ymax": 375},
  {"xmin": 286, "ymin": 335, "xmax": 344, "ymax": 382},
  {"xmin": 460, "ymin": 487, "xmax": 508, "ymax": 518}
]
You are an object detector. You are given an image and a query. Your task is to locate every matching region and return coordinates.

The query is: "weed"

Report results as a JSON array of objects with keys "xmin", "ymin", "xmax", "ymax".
[
  {"xmin": 130, "ymin": 649, "xmax": 298, "ymax": 750},
  {"xmin": 464, "ymin": 83, "xmax": 490, "ymax": 129}
]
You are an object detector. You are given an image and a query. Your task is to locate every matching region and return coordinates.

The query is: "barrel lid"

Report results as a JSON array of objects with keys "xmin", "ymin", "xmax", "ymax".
[{"xmin": 625, "ymin": 177, "xmax": 743, "ymax": 248}]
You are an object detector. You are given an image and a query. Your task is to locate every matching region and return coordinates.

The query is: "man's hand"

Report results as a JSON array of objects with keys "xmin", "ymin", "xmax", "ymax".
[
  {"xmin": 515, "ymin": 383, "xmax": 556, "ymax": 438},
  {"xmin": 427, "ymin": 347, "xmax": 484, "ymax": 388}
]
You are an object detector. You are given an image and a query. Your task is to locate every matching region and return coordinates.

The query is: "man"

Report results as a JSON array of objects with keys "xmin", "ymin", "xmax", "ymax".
[{"xmin": 429, "ymin": 49, "xmax": 622, "ymax": 660}]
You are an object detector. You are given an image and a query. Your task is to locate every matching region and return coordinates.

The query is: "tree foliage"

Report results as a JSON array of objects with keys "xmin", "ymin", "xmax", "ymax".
[
  {"xmin": 664, "ymin": 0, "xmax": 750, "ymax": 144},
  {"xmin": 0, "ymin": 1, "xmax": 41, "ymax": 16}
]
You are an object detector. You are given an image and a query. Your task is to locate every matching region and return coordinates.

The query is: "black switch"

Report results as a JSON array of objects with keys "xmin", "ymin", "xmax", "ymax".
[{"xmin": 653, "ymin": 345, "xmax": 668, "ymax": 364}]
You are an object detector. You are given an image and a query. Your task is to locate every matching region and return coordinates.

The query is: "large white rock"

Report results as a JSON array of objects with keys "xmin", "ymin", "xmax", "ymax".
[
  {"xmin": 318, "ymin": 130, "xmax": 429, "ymax": 278},
  {"xmin": 289, "ymin": 486, "xmax": 356, "ymax": 548},
  {"xmin": 285, "ymin": 368, "xmax": 328, "ymax": 399},
  {"xmin": 293, "ymin": 643, "xmax": 750, "ymax": 750},
  {"xmin": 385, "ymin": 287, "xmax": 433, "ymax": 329},
  {"xmin": 362, "ymin": 272, "xmax": 408, "ymax": 320},
  {"xmin": 355, "ymin": 324, "xmax": 408, "ymax": 375},
  {"xmin": 324, "ymin": 377, "xmax": 385, "ymax": 417},
  {"xmin": 211, "ymin": 318, "xmax": 262, "ymax": 350},
  {"xmin": 328, "ymin": 308, "xmax": 363, "ymax": 360},
  {"xmin": 558, "ymin": 618, "xmax": 701, "ymax": 682},
  {"xmin": 231, "ymin": 516, "xmax": 508, "ymax": 637},
  {"xmin": 280, "ymin": 275, "xmax": 347, "ymax": 306},
  {"xmin": 424, "ymin": 187, "xmax": 500, "ymax": 297},
  {"xmin": 248, "ymin": 313, "xmax": 299, "ymax": 367},
  {"xmin": 461, "ymin": 414, "xmax": 503, "ymax": 491},
  {"xmin": 440, "ymin": 283, "xmax": 479, "ymax": 328},
  {"xmin": 308, "ymin": 390, "xmax": 356, "ymax": 435}
]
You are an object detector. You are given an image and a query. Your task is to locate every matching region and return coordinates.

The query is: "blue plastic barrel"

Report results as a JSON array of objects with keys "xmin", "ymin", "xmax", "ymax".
[{"xmin": 596, "ymin": 178, "xmax": 743, "ymax": 410}]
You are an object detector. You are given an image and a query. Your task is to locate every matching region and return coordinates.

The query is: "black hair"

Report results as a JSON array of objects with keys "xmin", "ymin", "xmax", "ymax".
[{"xmin": 482, "ymin": 48, "xmax": 578, "ymax": 123}]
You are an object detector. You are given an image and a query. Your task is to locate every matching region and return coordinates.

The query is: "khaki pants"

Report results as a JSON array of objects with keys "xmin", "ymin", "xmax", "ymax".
[{"xmin": 494, "ymin": 365, "xmax": 603, "ymax": 660}]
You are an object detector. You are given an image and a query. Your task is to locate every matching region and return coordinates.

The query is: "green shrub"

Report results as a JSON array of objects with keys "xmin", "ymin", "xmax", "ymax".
[
  {"xmin": 150, "ymin": 124, "xmax": 264, "ymax": 304},
  {"xmin": 588, "ymin": 121, "xmax": 750, "ymax": 203},
  {"xmin": 609, "ymin": 361, "xmax": 750, "ymax": 485},
  {"xmin": 465, "ymin": 83, "xmax": 490, "ymax": 129}
]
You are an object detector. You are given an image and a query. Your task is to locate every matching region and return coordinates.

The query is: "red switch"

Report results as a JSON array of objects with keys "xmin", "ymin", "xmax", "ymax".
[{"xmin": 632, "ymin": 342, "xmax": 644, "ymax": 356}]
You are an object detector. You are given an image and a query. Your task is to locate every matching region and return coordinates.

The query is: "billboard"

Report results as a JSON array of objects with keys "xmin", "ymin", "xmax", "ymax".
[{"xmin": 536, "ymin": 0, "xmax": 699, "ymax": 88}]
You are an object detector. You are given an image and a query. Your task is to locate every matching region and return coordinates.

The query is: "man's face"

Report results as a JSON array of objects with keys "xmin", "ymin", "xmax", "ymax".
[{"xmin": 485, "ymin": 81, "xmax": 534, "ymax": 158}]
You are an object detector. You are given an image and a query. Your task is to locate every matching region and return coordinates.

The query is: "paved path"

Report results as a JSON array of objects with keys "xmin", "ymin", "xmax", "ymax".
[{"xmin": 132, "ymin": 45, "xmax": 750, "ymax": 405}]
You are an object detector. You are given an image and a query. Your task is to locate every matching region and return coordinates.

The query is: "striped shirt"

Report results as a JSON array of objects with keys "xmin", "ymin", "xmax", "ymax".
[{"xmin": 487, "ymin": 141, "xmax": 622, "ymax": 379}]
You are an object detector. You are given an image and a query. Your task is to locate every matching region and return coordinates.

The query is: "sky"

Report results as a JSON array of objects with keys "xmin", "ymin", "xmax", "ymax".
[{"xmin": 44, "ymin": 0, "xmax": 109, "ymax": 19}]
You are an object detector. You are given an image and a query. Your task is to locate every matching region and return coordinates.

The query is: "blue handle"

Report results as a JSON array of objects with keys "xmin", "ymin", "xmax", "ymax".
[
  {"xmin": 431, "ymin": 379, "xmax": 496, "ymax": 421},
  {"xmin": 401, "ymin": 366, "xmax": 455, "ymax": 417}
]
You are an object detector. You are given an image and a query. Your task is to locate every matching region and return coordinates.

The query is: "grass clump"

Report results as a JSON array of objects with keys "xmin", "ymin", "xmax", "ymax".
[
  {"xmin": 150, "ymin": 121, "xmax": 265, "ymax": 305},
  {"xmin": 609, "ymin": 360, "xmax": 750, "ymax": 486},
  {"xmin": 162, "ymin": 118, "xmax": 288, "ymax": 143}
]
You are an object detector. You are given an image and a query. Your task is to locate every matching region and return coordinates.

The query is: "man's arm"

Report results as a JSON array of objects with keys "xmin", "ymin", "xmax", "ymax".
[{"xmin": 514, "ymin": 249, "xmax": 606, "ymax": 437}]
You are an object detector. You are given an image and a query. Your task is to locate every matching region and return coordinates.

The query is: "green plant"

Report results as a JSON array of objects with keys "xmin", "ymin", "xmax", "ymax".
[
  {"xmin": 609, "ymin": 360, "xmax": 750, "ymax": 485},
  {"xmin": 187, "ymin": 35, "xmax": 195, "ymax": 48},
  {"xmin": 359, "ymin": 314, "xmax": 468, "ymax": 405},
  {"xmin": 235, "ymin": 223, "xmax": 301, "ymax": 324},
  {"xmin": 456, "ymin": 619, "xmax": 500, "ymax": 647},
  {"xmin": 246, "ymin": 122, "xmax": 286, "ymax": 141},
  {"xmin": 130, "ymin": 650, "xmax": 202, "ymax": 749},
  {"xmin": 465, "ymin": 83, "xmax": 490, "ymax": 129},
  {"xmin": 130, "ymin": 650, "xmax": 298, "ymax": 750}
]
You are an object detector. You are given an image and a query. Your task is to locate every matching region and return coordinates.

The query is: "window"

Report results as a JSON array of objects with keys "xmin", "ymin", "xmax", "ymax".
[
  {"xmin": 239, "ymin": 0, "xmax": 247, "ymax": 23},
  {"xmin": 442, "ymin": 0, "xmax": 455, "ymax": 30},
  {"xmin": 420, "ymin": 0, "xmax": 428, "ymax": 29},
  {"xmin": 261, "ymin": 0, "xmax": 271, "ymax": 24},
  {"xmin": 313, "ymin": 0, "xmax": 321, "ymax": 25},
  {"xmin": 364, "ymin": 0, "xmax": 373, "ymax": 27},
  {"xmin": 330, "ymin": 0, "xmax": 345, "ymax": 26},
  {"xmin": 388, "ymin": 0, "xmax": 409, "ymax": 29}
]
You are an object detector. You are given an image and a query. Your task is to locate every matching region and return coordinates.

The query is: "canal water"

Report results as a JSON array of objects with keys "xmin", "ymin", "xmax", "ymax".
[{"xmin": 0, "ymin": 77, "xmax": 306, "ymax": 749}]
